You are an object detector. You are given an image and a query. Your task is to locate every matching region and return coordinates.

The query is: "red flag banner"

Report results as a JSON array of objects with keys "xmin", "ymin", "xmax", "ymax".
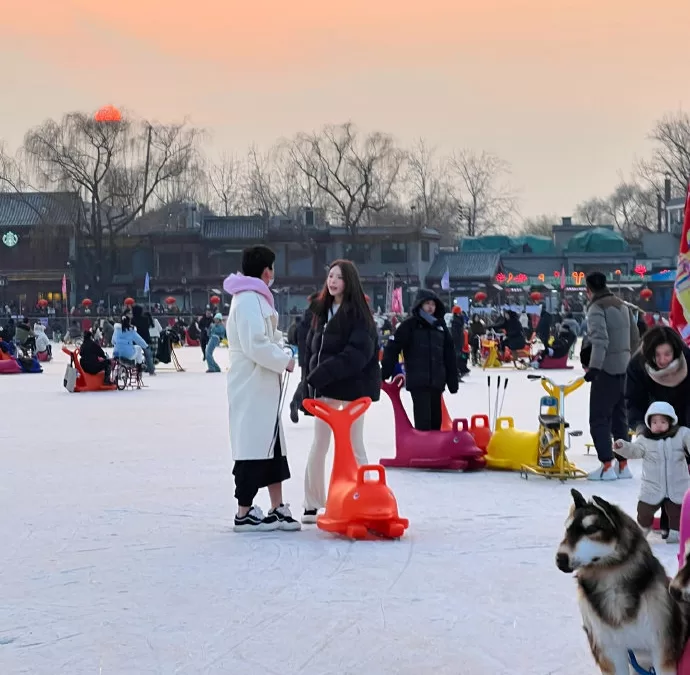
[
  {"xmin": 671, "ymin": 181, "xmax": 690, "ymax": 342},
  {"xmin": 61, "ymin": 274, "xmax": 67, "ymax": 296},
  {"xmin": 391, "ymin": 286, "xmax": 403, "ymax": 314}
]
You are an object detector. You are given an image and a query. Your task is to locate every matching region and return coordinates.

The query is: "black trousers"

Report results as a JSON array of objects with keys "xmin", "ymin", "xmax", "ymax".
[
  {"xmin": 233, "ymin": 432, "xmax": 290, "ymax": 508},
  {"xmin": 410, "ymin": 388, "xmax": 443, "ymax": 431},
  {"xmin": 589, "ymin": 371, "xmax": 627, "ymax": 463}
]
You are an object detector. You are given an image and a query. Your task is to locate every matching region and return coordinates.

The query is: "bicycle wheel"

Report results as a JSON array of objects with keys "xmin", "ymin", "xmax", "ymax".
[{"xmin": 115, "ymin": 365, "xmax": 129, "ymax": 391}]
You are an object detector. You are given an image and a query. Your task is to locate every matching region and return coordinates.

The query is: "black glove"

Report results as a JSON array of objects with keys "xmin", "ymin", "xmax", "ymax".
[{"xmin": 583, "ymin": 368, "xmax": 600, "ymax": 383}]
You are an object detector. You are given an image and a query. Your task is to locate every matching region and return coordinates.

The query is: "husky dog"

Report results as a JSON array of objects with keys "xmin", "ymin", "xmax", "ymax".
[
  {"xmin": 671, "ymin": 540, "xmax": 690, "ymax": 602},
  {"xmin": 556, "ymin": 489, "xmax": 689, "ymax": 675}
]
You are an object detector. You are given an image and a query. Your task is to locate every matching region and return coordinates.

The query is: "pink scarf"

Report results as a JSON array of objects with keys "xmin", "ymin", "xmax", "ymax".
[{"xmin": 223, "ymin": 273, "xmax": 275, "ymax": 309}]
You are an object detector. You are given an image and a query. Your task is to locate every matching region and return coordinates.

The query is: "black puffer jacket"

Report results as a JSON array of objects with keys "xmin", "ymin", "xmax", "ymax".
[
  {"xmin": 296, "ymin": 307, "xmax": 313, "ymax": 369},
  {"xmin": 381, "ymin": 289, "xmax": 459, "ymax": 393},
  {"xmin": 625, "ymin": 345, "xmax": 690, "ymax": 431},
  {"xmin": 491, "ymin": 311, "xmax": 526, "ymax": 351},
  {"xmin": 132, "ymin": 305, "xmax": 151, "ymax": 344},
  {"xmin": 304, "ymin": 306, "xmax": 381, "ymax": 402}
]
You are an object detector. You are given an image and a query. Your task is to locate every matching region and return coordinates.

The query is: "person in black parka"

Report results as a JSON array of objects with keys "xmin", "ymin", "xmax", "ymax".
[
  {"xmin": 79, "ymin": 330, "xmax": 112, "ymax": 384},
  {"xmin": 381, "ymin": 289, "xmax": 459, "ymax": 431},
  {"xmin": 289, "ymin": 293, "xmax": 317, "ymax": 423},
  {"xmin": 490, "ymin": 309, "xmax": 526, "ymax": 355},
  {"xmin": 301, "ymin": 260, "xmax": 381, "ymax": 522}
]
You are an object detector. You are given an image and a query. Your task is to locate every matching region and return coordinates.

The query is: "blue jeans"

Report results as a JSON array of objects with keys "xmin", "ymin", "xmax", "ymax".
[
  {"xmin": 205, "ymin": 335, "xmax": 221, "ymax": 372},
  {"xmin": 144, "ymin": 346, "xmax": 155, "ymax": 374}
]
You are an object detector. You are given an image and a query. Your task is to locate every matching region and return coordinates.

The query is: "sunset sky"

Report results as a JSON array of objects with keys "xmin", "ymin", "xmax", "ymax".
[{"xmin": 1, "ymin": 0, "xmax": 689, "ymax": 219}]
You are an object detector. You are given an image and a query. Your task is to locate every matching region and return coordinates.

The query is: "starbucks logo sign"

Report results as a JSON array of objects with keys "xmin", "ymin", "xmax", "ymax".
[{"xmin": 2, "ymin": 231, "xmax": 18, "ymax": 247}]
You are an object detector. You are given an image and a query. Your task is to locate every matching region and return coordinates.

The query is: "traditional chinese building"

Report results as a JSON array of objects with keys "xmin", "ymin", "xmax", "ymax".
[{"xmin": 0, "ymin": 191, "xmax": 83, "ymax": 309}]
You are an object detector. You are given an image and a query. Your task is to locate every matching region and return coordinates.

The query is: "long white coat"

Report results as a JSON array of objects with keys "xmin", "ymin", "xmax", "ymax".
[
  {"xmin": 226, "ymin": 291, "xmax": 291, "ymax": 461},
  {"xmin": 616, "ymin": 428, "xmax": 690, "ymax": 504}
]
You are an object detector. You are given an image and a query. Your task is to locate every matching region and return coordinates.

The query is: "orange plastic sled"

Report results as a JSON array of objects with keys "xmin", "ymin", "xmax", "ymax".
[
  {"xmin": 0, "ymin": 344, "xmax": 12, "ymax": 361},
  {"xmin": 302, "ymin": 397, "xmax": 409, "ymax": 540},
  {"xmin": 62, "ymin": 346, "xmax": 117, "ymax": 393}
]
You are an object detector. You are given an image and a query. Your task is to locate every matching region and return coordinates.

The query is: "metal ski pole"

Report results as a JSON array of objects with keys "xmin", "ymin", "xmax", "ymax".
[
  {"xmin": 498, "ymin": 377, "xmax": 509, "ymax": 419},
  {"xmin": 493, "ymin": 375, "xmax": 501, "ymax": 430},
  {"xmin": 487, "ymin": 375, "xmax": 492, "ymax": 423}
]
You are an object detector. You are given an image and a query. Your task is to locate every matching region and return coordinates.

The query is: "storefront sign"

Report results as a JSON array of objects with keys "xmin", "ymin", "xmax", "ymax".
[{"xmin": 2, "ymin": 231, "xmax": 18, "ymax": 247}]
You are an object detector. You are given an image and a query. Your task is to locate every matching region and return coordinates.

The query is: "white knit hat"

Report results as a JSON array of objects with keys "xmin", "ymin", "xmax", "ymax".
[{"xmin": 645, "ymin": 401, "xmax": 678, "ymax": 428}]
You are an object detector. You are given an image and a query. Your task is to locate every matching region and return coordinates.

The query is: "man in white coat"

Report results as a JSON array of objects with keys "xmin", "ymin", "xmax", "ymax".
[{"xmin": 223, "ymin": 245, "xmax": 301, "ymax": 532}]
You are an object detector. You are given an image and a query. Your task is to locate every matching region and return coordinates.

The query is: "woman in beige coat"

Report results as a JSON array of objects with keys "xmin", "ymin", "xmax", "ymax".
[{"xmin": 614, "ymin": 400, "xmax": 690, "ymax": 544}]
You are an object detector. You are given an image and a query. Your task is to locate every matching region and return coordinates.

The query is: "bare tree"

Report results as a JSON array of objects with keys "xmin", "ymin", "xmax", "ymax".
[
  {"xmin": 575, "ymin": 182, "xmax": 656, "ymax": 240},
  {"xmin": 288, "ymin": 122, "xmax": 404, "ymax": 238},
  {"xmin": 207, "ymin": 152, "xmax": 246, "ymax": 216},
  {"xmin": 519, "ymin": 214, "xmax": 558, "ymax": 237},
  {"xmin": 641, "ymin": 111, "xmax": 690, "ymax": 194},
  {"xmin": 0, "ymin": 142, "xmax": 26, "ymax": 193},
  {"xmin": 602, "ymin": 182, "xmax": 657, "ymax": 240},
  {"xmin": 446, "ymin": 150, "xmax": 517, "ymax": 237},
  {"xmin": 574, "ymin": 197, "xmax": 608, "ymax": 226},
  {"xmin": 22, "ymin": 111, "xmax": 202, "ymax": 293}
]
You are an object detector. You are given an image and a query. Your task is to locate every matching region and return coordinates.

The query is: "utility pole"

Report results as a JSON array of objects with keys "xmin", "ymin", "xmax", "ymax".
[{"xmin": 142, "ymin": 123, "xmax": 153, "ymax": 215}]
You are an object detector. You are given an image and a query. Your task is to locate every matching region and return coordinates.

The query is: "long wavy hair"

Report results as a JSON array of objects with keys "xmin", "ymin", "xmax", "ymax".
[{"xmin": 313, "ymin": 259, "xmax": 374, "ymax": 329}]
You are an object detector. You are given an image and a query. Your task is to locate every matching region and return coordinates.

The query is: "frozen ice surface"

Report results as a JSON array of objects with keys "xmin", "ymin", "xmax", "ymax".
[{"xmin": 0, "ymin": 347, "xmax": 680, "ymax": 675}]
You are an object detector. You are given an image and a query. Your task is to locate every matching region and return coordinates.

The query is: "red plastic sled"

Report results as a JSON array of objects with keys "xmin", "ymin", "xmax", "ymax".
[
  {"xmin": 539, "ymin": 354, "xmax": 573, "ymax": 370},
  {"xmin": 185, "ymin": 329, "xmax": 200, "ymax": 347},
  {"xmin": 302, "ymin": 397, "xmax": 409, "ymax": 540},
  {"xmin": 62, "ymin": 347, "xmax": 117, "ymax": 393},
  {"xmin": 380, "ymin": 375, "xmax": 486, "ymax": 471},
  {"xmin": 0, "ymin": 359, "xmax": 21, "ymax": 374}
]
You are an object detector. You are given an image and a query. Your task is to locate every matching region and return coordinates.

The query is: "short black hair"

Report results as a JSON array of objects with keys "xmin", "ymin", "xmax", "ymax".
[
  {"xmin": 585, "ymin": 271, "xmax": 607, "ymax": 292},
  {"xmin": 242, "ymin": 245, "xmax": 275, "ymax": 279}
]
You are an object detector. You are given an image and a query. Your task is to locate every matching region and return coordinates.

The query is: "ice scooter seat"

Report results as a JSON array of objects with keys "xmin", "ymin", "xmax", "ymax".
[{"xmin": 539, "ymin": 414, "xmax": 569, "ymax": 430}]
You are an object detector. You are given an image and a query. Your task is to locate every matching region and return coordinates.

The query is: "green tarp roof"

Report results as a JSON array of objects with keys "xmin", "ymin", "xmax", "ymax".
[
  {"xmin": 459, "ymin": 235, "xmax": 556, "ymax": 254},
  {"xmin": 564, "ymin": 227, "xmax": 628, "ymax": 253}
]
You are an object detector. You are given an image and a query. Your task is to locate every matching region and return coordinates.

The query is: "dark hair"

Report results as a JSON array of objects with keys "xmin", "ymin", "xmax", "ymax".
[
  {"xmin": 641, "ymin": 325, "xmax": 684, "ymax": 368},
  {"xmin": 313, "ymin": 259, "xmax": 374, "ymax": 329},
  {"xmin": 121, "ymin": 316, "xmax": 132, "ymax": 331},
  {"xmin": 242, "ymin": 245, "xmax": 275, "ymax": 279},
  {"xmin": 585, "ymin": 271, "xmax": 607, "ymax": 292},
  {"xmin": 83, "ymin": 330, "xmax": 93, "ymax": 341}
]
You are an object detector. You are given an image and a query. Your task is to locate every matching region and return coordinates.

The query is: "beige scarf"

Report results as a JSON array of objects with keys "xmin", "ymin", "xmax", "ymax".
[{"xmin": 644, "ymin": 357, "xmax": 688, "ymax": 388}]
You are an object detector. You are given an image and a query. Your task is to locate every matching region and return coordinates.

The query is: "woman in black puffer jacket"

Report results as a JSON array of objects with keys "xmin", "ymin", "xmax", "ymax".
[
  {"xmin": 625, "ymin": 325, "xmax": 690, "ymax": 537},
  {"xmin": 381, "ymin": 289, "xmax": 458, "ymax": 431},
  {"xmin": 301, "ymin": 259, "xmax": 381, "ymax": 523}
]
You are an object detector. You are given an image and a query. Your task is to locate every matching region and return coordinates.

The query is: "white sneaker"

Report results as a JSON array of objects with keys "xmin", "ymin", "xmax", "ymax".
[
  {"xmin": 587, "ymin": 464, "xmax": 618, "ymax": 481},
  {"xmin": 615, "ymin": 461, "xmax": 633, "ymax": 479},
  {"xmin": 667, "ymin": 530, "xmax": 680, "ymax": 544}
]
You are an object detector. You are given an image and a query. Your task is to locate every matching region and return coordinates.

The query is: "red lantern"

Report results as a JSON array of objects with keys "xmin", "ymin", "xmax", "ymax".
[
  {"xmin": 530, "ymin": 291, "xmax": 542, "ymax": 302},
  {"xmin": 37, "ymin": 298, "xmax": 48, "ymax": 308},
  {"xmin": 94, "ymin": 105, "xmax": 122, "ymax": 123},
  {"xmin": 553, "ymin": 270, "xmax": 560, "ymax": 278},
  {"xmin": 165, "ymin": 296, "xmax": 177, "ymax": 306},
  {"xmin": 640, "ymin": 288, "xmax": 653, "ymax": 301},
  {"xmin": 474, "ymin": 291, "xmax": 487, "ymax": 302},
  {"xmin": 210, "ymin": 295, "xmax": 221, "ymax": 305},
  {"xmin": 81, "ymin": 298, "xmax": 92, "ymax": 308},
  {"xmin": 124, "ymin": 297, "xmax": 135, "ymax": 306}
]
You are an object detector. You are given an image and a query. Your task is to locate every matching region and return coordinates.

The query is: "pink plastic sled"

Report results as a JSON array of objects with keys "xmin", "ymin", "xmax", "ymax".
[
  {"xmin": 673, "ymin": 490, "xmax": 690, "ymax": 673},
  {"xmin": 380, "ymin": 375, "xmax": 486, "ymax": 471}
]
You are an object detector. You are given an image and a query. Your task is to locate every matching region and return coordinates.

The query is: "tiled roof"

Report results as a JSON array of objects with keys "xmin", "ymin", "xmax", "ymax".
[
  {"xmin": 427, "ymin": 251, "xmax": 501, "ymax": 280},
  {"xmin": 202, "ymin": 216, "xmax": 265, "ymax": 240},
  {"xmin": 0, "ymin": 191, "xmax": 83, "ymax": 227}
]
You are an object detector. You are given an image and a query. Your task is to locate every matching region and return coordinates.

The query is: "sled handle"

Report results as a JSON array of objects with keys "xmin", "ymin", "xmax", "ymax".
[
  {"xmin": 470, "ymin": 414, "xmax": 490, "ymax": 429},
  {"xmin": 345, "ymin": 398, "xmax": 372, "ymax": 419},
  {"xmin": 302, "ymin": 397, "xmax": 372, "ymax": 421},
  {"xmin": 391, "ymin": 373, "xmax": 405, "ymax": 389},
  {"xmin": 357, "ymin": 465, "xmax": 386, "ymax": 486},
  {"xmin": 495, "ymin": 416, "xmax": 514, "ymax": 430},
  {"xmin": 452, "ymin": 418, "xmax": 469, "ymax": 433}
]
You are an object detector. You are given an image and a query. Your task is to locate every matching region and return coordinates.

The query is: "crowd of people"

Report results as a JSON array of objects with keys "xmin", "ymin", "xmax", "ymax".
[{"xmin": 223, "ymin": 248, "xmax": 687, "ymax": 541}]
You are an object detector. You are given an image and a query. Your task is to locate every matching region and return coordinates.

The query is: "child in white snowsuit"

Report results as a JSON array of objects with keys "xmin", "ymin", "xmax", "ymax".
[{"xmin": 614, "ymin": 401, "xmax": 690, "ymax": 544}]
